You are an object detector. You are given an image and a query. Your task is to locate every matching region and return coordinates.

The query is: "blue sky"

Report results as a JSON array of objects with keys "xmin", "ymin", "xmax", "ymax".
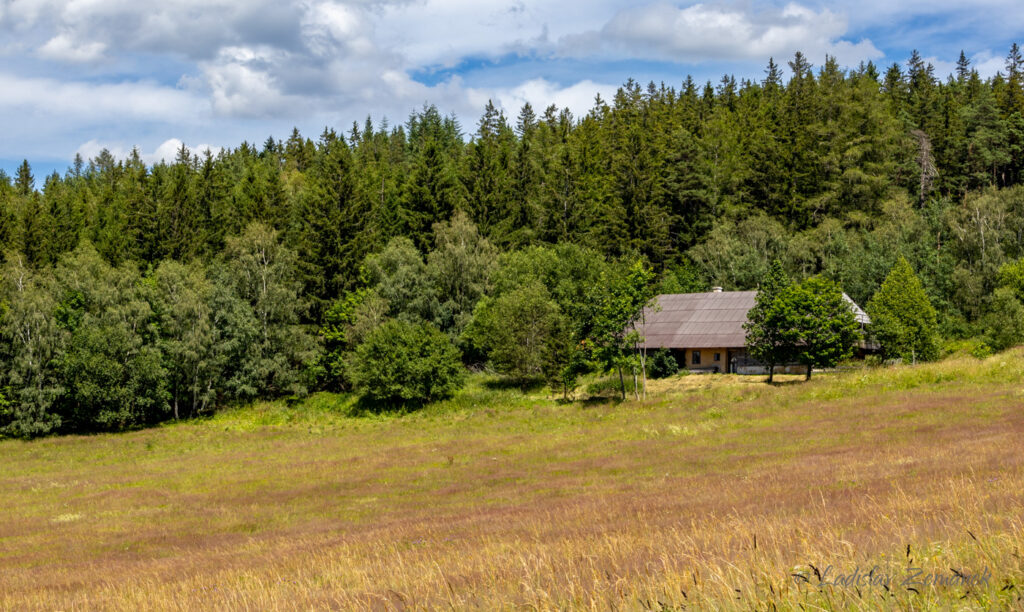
[{"xmin": 1, "ymin": 0, "xmax": 1021, "ymax": 179}]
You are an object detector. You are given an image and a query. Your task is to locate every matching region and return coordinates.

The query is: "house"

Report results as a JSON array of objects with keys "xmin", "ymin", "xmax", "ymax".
[{"xmin": 634, "ymin": 287, "xmax": 871, "ymax": 374}]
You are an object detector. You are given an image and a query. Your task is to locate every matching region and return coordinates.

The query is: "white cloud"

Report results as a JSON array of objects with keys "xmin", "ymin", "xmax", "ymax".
[
  {"xmin": 917, "ymin": 49, "xmax": 1006, "ymax": 81},
  {"xmin": 559, "ymin": 2, "xmax": 882, "ymax": 66},
  {"xmin": 0, "ymin": 0, "xmax": 1021, "ymax": 163},
  {"xmin": 10, "ymin": 0, "xmax": 306, "ymax": 60},
  {"xmin": 302, "ymin": 1, "xmax": 374, "ymax": 57},
  {"xmin": 199, "ymin": 45, "xmax": 304, "ymax": 118},
  {"xmin": 147, "ymin": 138, "xmax": 222, "ymax": 165},
  {"xmin": 970, "ymin": 52, "xmax": 1007, "ymax": 78},
  {"xmin": 74, "ymin": 139, "xmax": 130, "ymax": 163},
  {"xmin": 0, "ymin": 72, "xmax": 206, "ymax": 122},
  {"xmin": 37, "ymin": 32, "xmax": 106, "ymax": 62},
  {"xmin": 75, "ymin": 138, "xmax": 222, "ymax": 166},
  {"xmin": 2, "ymin": 0, "xmax": 884, "ymax": 134},
  {"xmin": 831, "ymin": 0, "xmax": 1024, "ymax": 32},
  {"xmin": 476, "ymin": 78, "xmax": 617, "ymax": 120}
]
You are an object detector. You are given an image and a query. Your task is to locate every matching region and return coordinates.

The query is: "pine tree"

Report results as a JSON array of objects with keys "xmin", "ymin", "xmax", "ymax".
[
  {"xmin": 509, "ymin": 102, "xmax": 543, "ymax": 246},
  {"xmin": 157, "ymin": 143, "xmax": 200, "ymax": 260},
  {"xmin": 962, "ymin": 86, "xmax": 1011, "ymax": 188}
]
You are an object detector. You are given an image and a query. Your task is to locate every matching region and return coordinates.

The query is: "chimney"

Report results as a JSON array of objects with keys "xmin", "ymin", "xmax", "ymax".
[{"xmin": 712, "ymin": 286, "xmax": 723, "ymax": 293}]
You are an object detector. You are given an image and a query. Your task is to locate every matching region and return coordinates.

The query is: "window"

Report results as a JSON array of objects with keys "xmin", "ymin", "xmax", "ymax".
[
  {"xmin": 714, "ymin": 352, "xmax": 721, "ymax": 362},
  {"xmin": 692, "ymin": 350, "xmax": 701, "ymax": 365}
]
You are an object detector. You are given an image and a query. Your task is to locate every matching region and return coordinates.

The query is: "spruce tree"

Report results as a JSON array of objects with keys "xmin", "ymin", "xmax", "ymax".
[
  {"xmin": 14, "ymin": 160, "xmax": 34, "ymax": 196},
  {"xmin": 866, "ymin": 257, "xmax": 939, "ymax": 363},
  {"xmin": 956, "ymin": 51, "xmax": 971, "ymax": 83}
]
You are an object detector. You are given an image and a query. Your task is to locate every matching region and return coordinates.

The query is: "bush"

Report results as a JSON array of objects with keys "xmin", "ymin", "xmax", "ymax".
[
  {"xmin": 971, "ymin": 342, "xmax": 994, "ymax": 360},
  {"xmin": 585, "ymin": 376, "xmax": 638, "ymax": 397},
  {"xmin": 352, "ymin": 320, "xmax": 464, "ymax": 405},
  {"xmin": 863, "ymin": 354, "xmax": 883, "ymax": 368},
  {"xmin": 465, "ymin": 281, "xmax": 561, "ymax": 379},
  {"xmin": 647, "ymin": 349, "xmax": 679, "ymax": 379},
  {"xmin": 980, "ymin": 287, "xmax": 1024, "ymax": 352}
]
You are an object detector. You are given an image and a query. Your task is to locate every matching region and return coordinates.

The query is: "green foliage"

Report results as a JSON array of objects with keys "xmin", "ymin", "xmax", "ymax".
[
  {"xmin": 472, "ymin": 243, "xmax": 609, "ymax": 392},
  {"xmin": 689, "ymin": 213, "xmax": 788, "ymax": 290},
  {"xmin": 289, "ymin": 134, "xmax": 361, "ymax": 317},
  {"xmin": 970, "ymin": 342, "xmax": 995, "ymax": 359},
  {"xmin": 491, "ymin": 243, "xmax": 608, "ymax": 317},
  {"xmin": 351, "ymin": 320, "xmax": 464, "ymax": 405},
  {"xmin": 219, "ymin": 223, "xmax": 320, "ymax": 399},
  {"xmin": 776, "ymin": 276, "xmax": 861, "ymax": 378},
  {"xmin": 584, "ymin": 374, "xmax": 640, "ymax": 397},
  {"xmin": 148, "ymin": 261, "xmax": 220, "ymax": 419},
  {"xmin": 319, "ymin": 288, "xmax": 369, "ymax": 390},
  {"xmin": 363, "ymin": 237, "xmax": 439, "ymax": 324},
  {"xmin": 541, "ymin": 314, "xmax": 588, "ymax": 399},
  {"xmin": 466, "ymin": 281, "xmax": 560, "ymax": 379},
  {"xmin": 0, "ymin": 255, "xmax": 65, "ymax": 437},
  {"xmin": 867, "ymin": 257, "xmax": 940, "ymax": 362},
  {"xmin": 646, "ymin": 349, "xmax": 679, "ymax": 379},
  {"xmin": 747, "ymin": 266, "xmax": 860, "ymax": 380},
  {"xmin": 744, "ymin": 260, "xmax": 793, "ymax": 381},
  {"xmin": 53, "ymin": 246, "xmax": 169, "ymax": 431},
  {"xmin": 583, "ymin": 260, "xmax": 655, "ymax": 399},
  {"xmin": 979, "ymin": 287, "xmax": 1024, "ymax": 351},
  {"xmin": 426, "ymin": 211, "xmax": 497, "ymax": 338},
  {"xmin": 7, "ymin": 47, "xmax": 1024, "ymax": 434},
  {"xmin": 996, "ymin": 257, "xmax": 1024, "ymax": 302},
  {"xmin": 657, "ymin": 258, "xmax": 708, "ymax": 294}
]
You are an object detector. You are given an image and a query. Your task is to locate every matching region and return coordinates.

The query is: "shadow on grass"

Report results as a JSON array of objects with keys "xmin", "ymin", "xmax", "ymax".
[
  {"xmin": 480, "ymin": 376, "xmax": 546, "ymax": 392},
  {"xmin": 576, "ymin": 395, "xmax": 623, "ymax": 407},
  {"xmin": 343, "ymin": 395, "xmax": 426, "ymax": 417}
]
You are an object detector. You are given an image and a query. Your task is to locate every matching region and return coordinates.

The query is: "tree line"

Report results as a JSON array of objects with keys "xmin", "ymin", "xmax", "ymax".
[{"xmin": 3, "ymin": 45, "xmax": 1024, "ymax": 436}]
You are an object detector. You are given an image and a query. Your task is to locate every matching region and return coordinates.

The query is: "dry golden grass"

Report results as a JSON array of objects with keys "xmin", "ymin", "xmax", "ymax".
[{"xmin": 3, "ymin": 351, "xmax": 1024, "ymax": 610}]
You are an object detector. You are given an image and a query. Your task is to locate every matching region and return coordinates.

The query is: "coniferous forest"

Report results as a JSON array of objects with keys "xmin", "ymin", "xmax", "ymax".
[{"xmin": 3, "ymin": 47, "xmax": 1024, "ymax": 437}]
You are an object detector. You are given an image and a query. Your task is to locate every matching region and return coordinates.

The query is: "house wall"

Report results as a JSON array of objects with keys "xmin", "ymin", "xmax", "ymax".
[
  {"xmin": 682, "ymin": 348, "xmax": 729, "ymax": 373},
  {"xmin": 730, "ymin": 349, "xmax": 807, "ymax": 375},
  {"xmin": 672, "ymin": 347, "xmax": 813, "ymax": 375}
]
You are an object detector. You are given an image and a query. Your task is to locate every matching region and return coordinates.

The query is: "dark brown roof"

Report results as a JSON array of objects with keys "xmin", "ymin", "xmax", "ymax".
[
  {"xmin": 635, "ymin": 290, "xmax": 870, "ymax": 349},
  {"xmin": 636, "ymin": 291, "xmax": 756, "ymax": 349}
]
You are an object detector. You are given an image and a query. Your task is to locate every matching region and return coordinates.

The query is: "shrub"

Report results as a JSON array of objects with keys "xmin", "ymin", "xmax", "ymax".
[
  {"xmin": 352, "ymin": 320, "xmax": 464, "ymax": 405},
  {"xmin": 647, "ymin": 349, "xmax": 679, "ymax": 379},
  {"xmin": 863, "ymin": 354, "xmax": 883, "ymax": 368},
  {"xmin": 465, "ymin": 281, "xmax": 560, "ymax": 379},
  {"xmin": 980, "ymin": 287, "xmax": 1024, "ymax": 352},
  {"xmin": 971, "ymin": 342, "xmax": 994, "ymax": 360},
  {"xmin": 585, "ymin": 376, "xmax": 638, "ymax": 397}
]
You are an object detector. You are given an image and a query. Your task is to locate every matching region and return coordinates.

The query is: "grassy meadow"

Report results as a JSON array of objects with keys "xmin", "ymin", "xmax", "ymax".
[{"xmin": 3, "ymin": 352, "xmax": 1024, "ymax": 610}]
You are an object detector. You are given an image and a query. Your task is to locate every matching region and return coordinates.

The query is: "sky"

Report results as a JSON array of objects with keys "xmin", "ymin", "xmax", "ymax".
[{"xmin": 1, "ymin": 0, "xmax": 1022, "ymax": 178}]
